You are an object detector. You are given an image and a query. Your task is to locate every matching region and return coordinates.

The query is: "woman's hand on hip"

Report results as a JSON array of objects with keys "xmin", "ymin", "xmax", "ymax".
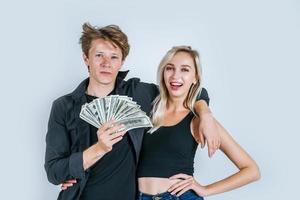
[{"xmin": 168, "ymin": 173, "xmax": 207, "ymax": 197}]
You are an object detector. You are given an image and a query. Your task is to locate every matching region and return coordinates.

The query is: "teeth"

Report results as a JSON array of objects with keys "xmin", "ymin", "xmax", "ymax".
[{"xmin": 170, "ymin": 82, "xmax": 183, "ymax": 86}]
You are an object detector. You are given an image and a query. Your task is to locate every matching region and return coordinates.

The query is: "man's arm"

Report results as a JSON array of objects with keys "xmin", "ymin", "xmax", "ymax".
[
  {"xmin": 45, "ymin": 100, "xmax": 127, "ymax": 185},
  {"xmin": 82, "ymin": 122, "xmax": 126, "ymax": 170},
  {"xmin": 194, "ymin": 88, "xmax": 220, "ymax": 157},
  {"xmin": 44, "ymin": 99, "xmax": 85, "ymax": 185}
]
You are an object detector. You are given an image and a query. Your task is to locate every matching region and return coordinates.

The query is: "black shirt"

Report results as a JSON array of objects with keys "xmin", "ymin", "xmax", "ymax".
[
  {"xmin": 80, "ymin": 94, "xmax": 136, "ymax": 200},
  {"xmin": 137, "ymin": 112, "xmax": 198, "ymax": 178}
]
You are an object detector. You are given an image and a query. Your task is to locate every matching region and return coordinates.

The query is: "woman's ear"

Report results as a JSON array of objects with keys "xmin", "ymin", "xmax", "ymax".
[{"xmin": 193, "ymin": 79, "xmax": 197, "ymax": 85}]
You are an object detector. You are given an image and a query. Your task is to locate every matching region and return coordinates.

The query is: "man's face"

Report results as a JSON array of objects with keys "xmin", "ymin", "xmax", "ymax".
[{"xmin": 83, "ymin": 38, "xmax": 123, "ymax": 87}]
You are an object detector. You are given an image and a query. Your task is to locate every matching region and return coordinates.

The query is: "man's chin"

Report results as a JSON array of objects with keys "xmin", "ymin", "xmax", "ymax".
[
  {"xmin": 90, "ymin": 76, "xmax": 115, "ymax": 86},
  {"xmin": 97, "ymin": 80, "xmax": 114, "ymax": 86}
]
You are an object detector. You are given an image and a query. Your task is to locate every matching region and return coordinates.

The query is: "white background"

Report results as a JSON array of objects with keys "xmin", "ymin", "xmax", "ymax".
[{"xmin": 0, "ymin": 0, "xmax": 299, "ymax": 199}]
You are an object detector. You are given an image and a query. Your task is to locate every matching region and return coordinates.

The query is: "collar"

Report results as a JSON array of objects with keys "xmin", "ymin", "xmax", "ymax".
[{"xmin": 71, "ymin": 70, "xmax": 129, "ymax": 101}]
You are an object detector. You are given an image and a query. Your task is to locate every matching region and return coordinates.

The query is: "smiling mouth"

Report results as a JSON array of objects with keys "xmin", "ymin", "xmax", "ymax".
[{"xmin": 169, "ymin": 82, "xmax": 183, "ymax": 90}]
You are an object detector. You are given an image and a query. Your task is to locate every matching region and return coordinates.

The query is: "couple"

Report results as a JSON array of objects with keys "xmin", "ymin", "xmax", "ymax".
[{"xmin": 45, "ymin": 23, "xmax": 260, "ymax": 200}]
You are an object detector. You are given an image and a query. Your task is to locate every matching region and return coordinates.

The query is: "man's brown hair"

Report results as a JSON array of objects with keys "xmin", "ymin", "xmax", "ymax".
[{"xmin": 79, "ymin": 23, "xmax": 130, "ymax": 60}]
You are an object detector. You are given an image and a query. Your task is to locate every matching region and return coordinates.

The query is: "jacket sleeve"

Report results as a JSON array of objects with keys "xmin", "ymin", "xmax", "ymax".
[
  {"xmin": 44, "ymin": 98, "xmax": 85, "ymax": 185},
  {"xmin": 196, "ymin": 87, "xmax": 210, "ymax": 105}
]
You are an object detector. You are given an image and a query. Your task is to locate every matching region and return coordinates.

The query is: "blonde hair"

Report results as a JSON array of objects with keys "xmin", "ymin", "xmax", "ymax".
[{"xmin": 149, "ymin": 46, "xmax": 203, "ymax": 133}]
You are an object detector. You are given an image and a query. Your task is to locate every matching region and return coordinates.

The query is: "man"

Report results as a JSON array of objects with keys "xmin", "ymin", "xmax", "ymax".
[{"xmin": 45, "ymin": 23, "xmax": 219, "ymax": 200}]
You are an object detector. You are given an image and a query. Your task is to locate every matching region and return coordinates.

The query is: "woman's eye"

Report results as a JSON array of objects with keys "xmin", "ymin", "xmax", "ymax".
[
  {"xmin": 165, "ymin": 66, "xmax": 174, "ymax": 71},
  {"xmin": 182, "ymin": 68, "xmax": 189, "ymax": 72},
  {"xmin": 111, "ymin": 56, "xmax": 119, "ymax": 59}
]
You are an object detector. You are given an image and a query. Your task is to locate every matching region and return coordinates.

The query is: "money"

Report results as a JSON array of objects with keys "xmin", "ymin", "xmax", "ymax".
[
  {"xmin": 79, "ymin": 95, "xmax": 153, "ymax": 132},
  {"xmin": 116, "ymin": 116, "xmax": 153, "ymax": 132}
]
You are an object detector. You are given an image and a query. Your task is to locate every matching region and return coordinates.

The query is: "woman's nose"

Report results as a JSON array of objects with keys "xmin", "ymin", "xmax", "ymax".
[{"xmin": 171, "ymin": 69, "xmax": 180, "ymax": 79}]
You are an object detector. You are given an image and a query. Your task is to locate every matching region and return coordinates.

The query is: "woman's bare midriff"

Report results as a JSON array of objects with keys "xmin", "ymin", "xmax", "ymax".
[{"xmin": 138, "ymin": 177, "xmax": 180, "ymax": 195}]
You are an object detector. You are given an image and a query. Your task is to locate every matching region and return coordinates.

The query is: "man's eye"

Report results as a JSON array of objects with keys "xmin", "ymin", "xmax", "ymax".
[
  {"xmin": 112, "ymin": 56, "xmax": 119, "ymax": 59},
  {"xmin": 182, "ymin": 68, "xmax": 189, "ymax": 72},
  {"xmin": 96, "ymin": 54, "xmax": 103, "ymax": 57}
]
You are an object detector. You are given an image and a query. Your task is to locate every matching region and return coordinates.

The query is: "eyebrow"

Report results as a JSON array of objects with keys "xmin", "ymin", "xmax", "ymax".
[
  {"xmin": 95, "ymin": 51, "xmax": 119, "ymax": 56},
  {"xmin": 165, "ymin": 63, "xmax": 192, "ymax": 68},
  {"xmin": 181, "ymin": 65, "xmax": 192, "ymax": 68},
  {"xmin": 165, "ymin": 63, "xmax": 174, "ymax": 66}
]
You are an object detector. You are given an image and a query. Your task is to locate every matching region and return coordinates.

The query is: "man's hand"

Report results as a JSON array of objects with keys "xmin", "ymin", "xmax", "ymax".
[
  {"xmin": 96, "ymin": 120, "xmax": 126, "ymax": 153},
  {"xmin": 83, "ymin": 120, "xmax": 127, "ymax": 170},
  {"xmin": 194, "ymin": 100, "xmax": 220, "ymax": 157},
  {"xmin": 199, "ymin": 112, "xmax": 220, "ymax": 157},
  {"xmin": 61, "ymin": 179, "xmax": 77, "ymax": 190}
]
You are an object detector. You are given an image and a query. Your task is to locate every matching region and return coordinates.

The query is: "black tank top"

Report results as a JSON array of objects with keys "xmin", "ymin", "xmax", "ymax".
[{"xmin": 137, "ymin": 112, "xmax": 198, "ymax": 178}]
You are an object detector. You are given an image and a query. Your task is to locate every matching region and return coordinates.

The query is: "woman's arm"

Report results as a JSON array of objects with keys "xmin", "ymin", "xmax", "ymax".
[
  {"xmin": 202, "ymin": 119, "xmax": 261, "ymax": 196},
  {"xmin": 169, "ymin": 119, "xmax": 260, "ymax": 197}
]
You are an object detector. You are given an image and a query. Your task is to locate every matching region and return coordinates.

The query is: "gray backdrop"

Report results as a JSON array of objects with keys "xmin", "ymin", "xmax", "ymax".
[{"xmin": 0, "ymin": 0, "xmax": 299, "ymax": 199}]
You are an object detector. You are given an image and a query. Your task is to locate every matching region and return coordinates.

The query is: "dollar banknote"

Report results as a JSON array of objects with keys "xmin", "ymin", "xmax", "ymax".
[{"xmin": 79, "ymin": 95, "xmax": 153, "ymax": 131}]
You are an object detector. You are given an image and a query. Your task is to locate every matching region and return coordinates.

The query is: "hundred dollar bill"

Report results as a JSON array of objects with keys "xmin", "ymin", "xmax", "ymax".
[
  {"xmin": 113, "ymin": 96, "xmax": 134, "ymax": 118},
  {"xmin": 116, "ymin": 109, "xmax": 146, "ymax": 121},
  {"xmin": 80, "ymin": 105, "xmax": 101, "ymax": 128},
  {"xmin": 94, "ymin": 99, "xmax": 105, "ymax": 124},
  {"xmin": 85, "ymin": 102, "xmax": 102, "ymax": 125},
  {"xmin": 107, "ymin": 95, "xmax": 119, "ymax": 121},
  {"xmin": 79, "ymin": 95, "xmax": 152, "ymax": 132},
  {"xmin": 114, "ymin": 101, "xmax": 140, "ymax": 120},
  {"xmin": 115, "ymin": 116, "xmax": 153, "ymax": 132}
]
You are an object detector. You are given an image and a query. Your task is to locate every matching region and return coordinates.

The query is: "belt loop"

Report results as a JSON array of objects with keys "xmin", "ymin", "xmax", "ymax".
[{"xmin": 152, "ymin": 197, "xmax": 162, "ymax": 200}]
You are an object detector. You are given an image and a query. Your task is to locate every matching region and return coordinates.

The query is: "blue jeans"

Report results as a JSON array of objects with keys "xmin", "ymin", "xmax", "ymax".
[{"xmin": 137, "ymin": 190, "xmax": 204, "ymax": 200}]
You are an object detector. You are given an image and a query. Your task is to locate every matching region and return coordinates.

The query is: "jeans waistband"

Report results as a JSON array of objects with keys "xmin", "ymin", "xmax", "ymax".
[
  {"xmin": 138, "ymin": 190, "xmax": 203, "ymax": 200},
  {"xmin": 139, "ymin": 191, "xmax": 173, "ymax": 200}
]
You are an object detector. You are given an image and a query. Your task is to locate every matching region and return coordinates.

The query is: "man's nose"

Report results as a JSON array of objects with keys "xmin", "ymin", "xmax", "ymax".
[{"xmin": 101, "ymin": 56, "xmax": 111, "ymax": 67}]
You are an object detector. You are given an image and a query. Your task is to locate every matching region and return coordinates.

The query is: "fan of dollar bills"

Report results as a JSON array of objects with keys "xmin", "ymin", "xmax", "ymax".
[{"xmin": 80, "ymin": 95, "xmax": 153, "ymax": 132}]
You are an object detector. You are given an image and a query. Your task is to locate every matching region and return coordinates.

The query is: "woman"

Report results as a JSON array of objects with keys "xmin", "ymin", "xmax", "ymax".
[{"xmin": 136, "ymin": 46, "xmax": 260, "ymax": 200}]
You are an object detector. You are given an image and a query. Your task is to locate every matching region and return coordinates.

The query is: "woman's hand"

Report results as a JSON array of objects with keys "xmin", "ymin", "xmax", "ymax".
[
  {"xmin": 168, "ymin": 173, "xmax": 207, "ymax": 197},
  {"xmin": 61, "ymin": 179, "xmax": 77, "ymax": 190}
]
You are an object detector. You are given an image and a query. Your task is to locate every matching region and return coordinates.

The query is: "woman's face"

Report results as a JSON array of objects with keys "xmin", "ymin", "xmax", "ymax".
[{"xmin": 163, "ymin": 51, "xmax": 197, "ymax": 100}]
